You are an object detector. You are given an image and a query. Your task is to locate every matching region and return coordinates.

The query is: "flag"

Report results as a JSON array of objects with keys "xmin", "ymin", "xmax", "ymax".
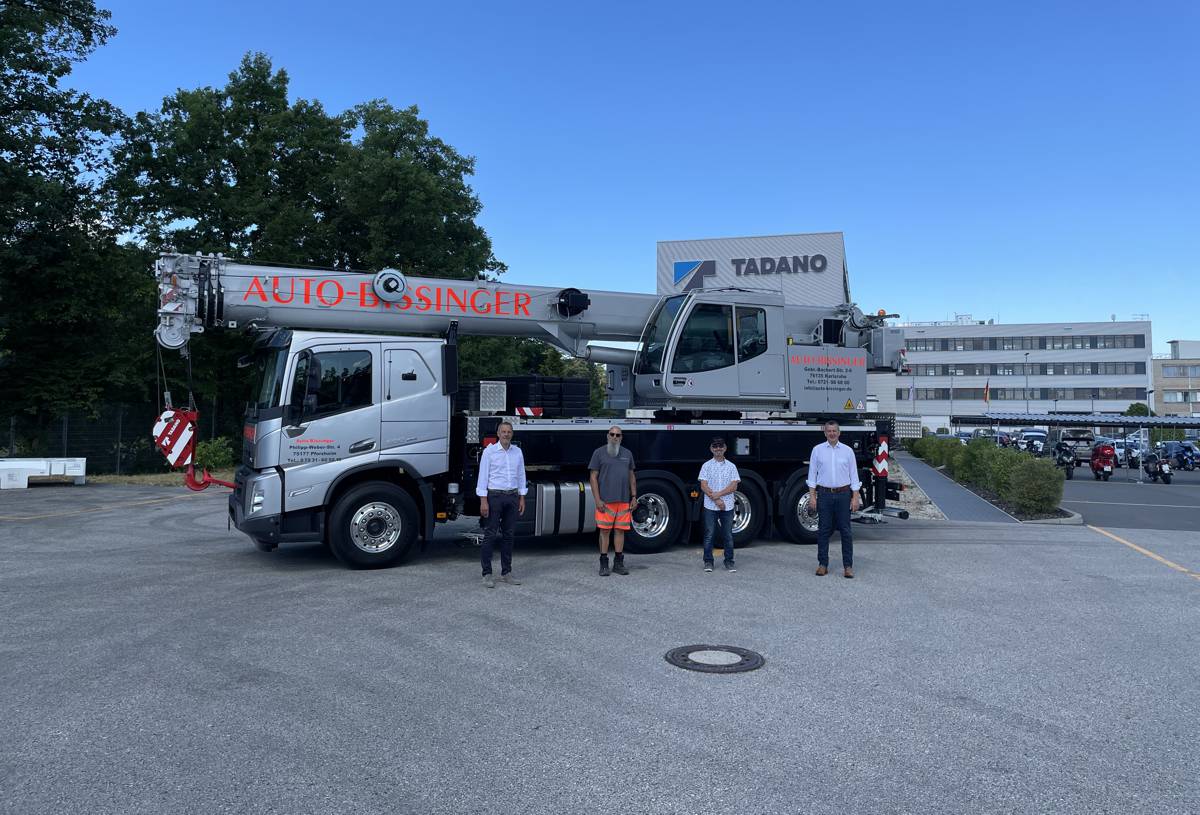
[{"xmin": 983, "ymin": 379, "xmax": 991, "ymax": 405}]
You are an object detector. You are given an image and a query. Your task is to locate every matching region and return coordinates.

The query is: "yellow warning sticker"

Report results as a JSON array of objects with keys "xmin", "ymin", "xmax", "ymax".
[{"xmin": 843, "ymin": 398, "xmax": 855, "ymax": 410}]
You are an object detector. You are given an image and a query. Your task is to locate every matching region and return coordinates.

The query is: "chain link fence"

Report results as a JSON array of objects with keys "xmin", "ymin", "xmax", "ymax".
[{"xmin": 1, "ymin": 398, "xmax": 244, "ymax": 475}]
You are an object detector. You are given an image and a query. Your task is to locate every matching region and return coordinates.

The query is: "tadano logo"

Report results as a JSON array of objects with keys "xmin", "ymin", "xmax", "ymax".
[{"xmin": 673, "ymin": 260, "xmax": 716, "ymax": 291}]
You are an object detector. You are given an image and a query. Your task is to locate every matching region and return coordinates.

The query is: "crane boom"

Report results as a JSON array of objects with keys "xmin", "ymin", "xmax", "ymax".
[{"xmin": 155, "ymin": 253, "xmax": 659, "ymax": 361}]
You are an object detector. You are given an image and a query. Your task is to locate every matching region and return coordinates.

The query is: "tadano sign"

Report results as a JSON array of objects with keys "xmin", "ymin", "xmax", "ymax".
[{"xmin": 657, "ymin": 232, "xmax": 849, "ymax": 308}]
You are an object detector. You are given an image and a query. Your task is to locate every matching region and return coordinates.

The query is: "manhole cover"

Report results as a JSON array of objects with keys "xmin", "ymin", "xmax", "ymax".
[{"xmin": 664, "ymin": 645, "xmax": 765, "ymax": 674}]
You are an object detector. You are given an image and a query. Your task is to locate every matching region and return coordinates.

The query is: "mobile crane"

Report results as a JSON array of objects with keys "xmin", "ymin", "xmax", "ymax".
[{"xmin": 153, "ymin": 253, "xmax": 907, "ymax": 567}]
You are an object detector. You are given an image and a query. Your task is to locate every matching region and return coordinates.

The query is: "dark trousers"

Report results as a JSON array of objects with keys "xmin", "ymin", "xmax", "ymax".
[
  {"xmin": 816, "ymin": 489, "xmax": 853, "ymax": 568},
  {"xmin": 702, "ymin": 508, "xmax": 735, "ymax": 565},
  {"xmin": 481, "ymin": 493, "xmax": 518, "ymax": 576}
]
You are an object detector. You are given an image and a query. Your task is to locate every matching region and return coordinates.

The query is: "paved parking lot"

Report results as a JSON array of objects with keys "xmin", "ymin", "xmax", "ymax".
[
  {"xmin": 2, "ymin": 484, "xmax": 1198, "ymax": 814},
  {"xmin": 1062, "ymin": 466, "xmax": 1200, "ymax": 530}
]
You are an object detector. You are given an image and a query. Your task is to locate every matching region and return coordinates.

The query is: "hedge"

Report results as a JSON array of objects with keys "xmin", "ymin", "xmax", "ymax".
[{"xmin": 909, "ymin": 434, "xmax": 1063, "ymax": 516}]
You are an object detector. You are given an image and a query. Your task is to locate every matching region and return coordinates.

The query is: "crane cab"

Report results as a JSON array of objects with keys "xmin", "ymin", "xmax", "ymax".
[{"xmin": 632, "ymin": 291, "xmax": 789, "ymax": 409}]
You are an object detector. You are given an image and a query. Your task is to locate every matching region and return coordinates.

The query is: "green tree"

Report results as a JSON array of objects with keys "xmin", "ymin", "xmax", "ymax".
[
  {"xmin": 111, "ymin": 53, "xmax": 512, "ymax": 423},
  {"xmin": 0, "ymin": 1, "xmax": 150, "ymax": 424},
  {"xmin": 1123, "ymin": 402, "xmax": 1151, "ymax": 416}
]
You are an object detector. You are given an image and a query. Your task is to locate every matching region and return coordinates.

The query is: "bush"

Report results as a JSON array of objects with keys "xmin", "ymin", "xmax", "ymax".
[
  {"xmin": 194, "ymin": 437, "xmax": 236, "ymax": 470},
  {"xmin": 951, "ymin": 439, "xmax": 993, "ymax": 485},
  {"xmin": 986, "ymin": 448, "xmax": 1028, "ymax": 497},
  {"xmin": 909, "ymin": 436, "xmax": 931, "ymax": 459},
  {"xmin": 1006, "ymin": 458, "xmax": 1064, "ymax": 515}
]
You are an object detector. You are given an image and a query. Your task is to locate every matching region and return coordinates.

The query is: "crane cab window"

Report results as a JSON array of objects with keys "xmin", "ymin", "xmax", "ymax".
[
  {"xmin": 736, "ymin": 307, "xmax": 767, "ymax": 362},
  {"xmin": 635, "ymin": 295, "xmax": 685, "ymax": 375},
  {"xmin": 671, "ymin": 303, "xmax": 734, "ymax": 373},
  {"xmin": 291, "ymin": 350, "xmax": 373, "ymax": 419}
]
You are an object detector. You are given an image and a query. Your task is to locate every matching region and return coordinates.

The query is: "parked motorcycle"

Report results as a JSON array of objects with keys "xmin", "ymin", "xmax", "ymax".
[
  {"xmin": 1090, "ymin": 443, "xmax": 1116, "ymax": 481},
  {"xmin": 1054, "ymin": 443, "xmax": 1075, "ymax": 480},
  {"xmin": 1143, "ymin": 453, "xmax": 1173, "ymax": 484},
  {"xmin": 1178, "ymin": 449, "xmax": 1197, "ymax": 471}
]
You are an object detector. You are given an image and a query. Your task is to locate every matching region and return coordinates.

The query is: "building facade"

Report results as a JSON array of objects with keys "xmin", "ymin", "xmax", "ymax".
[
  {"xmin": 894, "ymin": 319, "xmax": 1152, "ymax": 429},
  {"xmin": 1152, "ymin": 340, "xmax": 1200, "ymax": 418}
]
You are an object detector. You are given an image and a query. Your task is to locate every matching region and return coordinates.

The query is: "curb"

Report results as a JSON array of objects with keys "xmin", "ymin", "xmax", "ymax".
[{"xmin": 1023, "ymin": 508, "xmax": 1084, "ymax": 525}]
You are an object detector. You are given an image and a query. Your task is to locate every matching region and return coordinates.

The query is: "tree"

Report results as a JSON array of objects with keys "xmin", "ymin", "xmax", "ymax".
[
  {"xmin": 0, "ymin": 1, "xmax": 148, "ymax": 423},
  {"xmin": 111, "ymin": 54, "xmax": 512, "ymax": 425},
  {"xmin": 1123, "ymin": 402, "xmax": 1151, "ymax": 417}
]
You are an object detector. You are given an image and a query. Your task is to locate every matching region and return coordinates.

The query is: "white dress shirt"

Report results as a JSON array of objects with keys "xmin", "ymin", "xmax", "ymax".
[
  {"xmin": 476, "ymin": 441, "xmax": 528, "ymax": 496},
  {"xmin": 806, "ymin": 441, "xmax": 862, "ymax": 491},
  {"xmin": 699, "ymin": 458, "xmax": 741, "ymax": 511}
]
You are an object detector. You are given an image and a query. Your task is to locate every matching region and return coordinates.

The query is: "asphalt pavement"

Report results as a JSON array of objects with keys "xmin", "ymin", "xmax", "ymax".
[
  {"xmin": 2, "ymin": 484, "xmax": 1199, "ymax": 814},
  {"xmin": 1061, "ymin": 465, "xmax": 1200, "ymax": 530}
]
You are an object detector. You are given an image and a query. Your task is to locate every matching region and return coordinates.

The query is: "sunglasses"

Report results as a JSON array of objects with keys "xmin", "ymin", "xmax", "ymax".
[
  {"xmin": 711, "ymin": 444, "xmax": 726, "ymax": 449},
  {"xmin": 608, "ymin": 432, "xmax": 622, "ymax": 437}
]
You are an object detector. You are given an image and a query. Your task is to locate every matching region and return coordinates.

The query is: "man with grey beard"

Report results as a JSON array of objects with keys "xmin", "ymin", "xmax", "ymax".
[{"xmin": 588, "ymin": 426, "xmax": 637, "ymax": 576}]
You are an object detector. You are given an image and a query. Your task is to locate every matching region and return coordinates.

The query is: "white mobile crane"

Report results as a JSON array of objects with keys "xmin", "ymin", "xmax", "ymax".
[{"xmin": 153, "ymin": 253, "xmax": 907, "ymax": 567}]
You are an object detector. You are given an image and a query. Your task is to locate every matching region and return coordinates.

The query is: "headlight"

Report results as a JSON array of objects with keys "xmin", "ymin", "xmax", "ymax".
[{"xmin": 251, "ymin": 483, "xmax": 266, "ymax": 514}]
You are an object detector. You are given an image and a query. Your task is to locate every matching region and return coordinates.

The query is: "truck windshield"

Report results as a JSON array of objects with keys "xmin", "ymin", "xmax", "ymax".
[
  {"xmin": 253, "ymin": 349, "xmax": 288, "ymax": 410},
  {"xmin": 635, "ymin": 295, "xmax": 685, "ymax": 375}
]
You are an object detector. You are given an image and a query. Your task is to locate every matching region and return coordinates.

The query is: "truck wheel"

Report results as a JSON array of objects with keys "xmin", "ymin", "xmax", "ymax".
[
  {"xmin": 626, "ymin": 478, "xmax": 684, "ymax": 553},
  {"xmin": 780, "ymin": 480, "xmax": 819, "ymax": 544},
  {"xmin": 328, "ymin": 482, "xmax": 419, "ymax": 568},
  {"xmin": 730, "ymin": 480, "xmax": 767, "ymax": 547}
]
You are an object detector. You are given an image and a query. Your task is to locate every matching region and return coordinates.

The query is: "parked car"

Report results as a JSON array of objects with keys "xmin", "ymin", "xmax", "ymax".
[
  {"xmin": 1018, "ymin": 430, "xmax": 1048, "ymax": 456},
  {"xmin": 1056, "ymin": 428, "xmax": 1095, "ymax": 466}
]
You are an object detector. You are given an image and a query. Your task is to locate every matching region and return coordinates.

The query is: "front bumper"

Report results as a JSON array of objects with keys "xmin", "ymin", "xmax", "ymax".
[{"xmin": 229, "ymin": 466, "xmax": 283, "ymax": 548}]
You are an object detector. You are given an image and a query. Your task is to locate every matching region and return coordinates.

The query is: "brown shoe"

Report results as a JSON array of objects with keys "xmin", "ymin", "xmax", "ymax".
[
  {"xmin": 815, "ymin": 565, "xmax": 828, "ymax": 576},
  {"xmin": 843, "ymin": 567, "xmax": 854, "ymax": 579}
]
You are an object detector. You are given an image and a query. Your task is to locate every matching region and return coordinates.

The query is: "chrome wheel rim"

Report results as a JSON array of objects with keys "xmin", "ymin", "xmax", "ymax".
[
  {"xmin": 350, "ymin": 501, "xmax": 402, "ymax": 553},
  {"xmin": 632, "ymin": 494, "xmax": 670, "ymax": 539},
  {"xmin": 732, "ymin": 491, "xmax": 752, "ymax": 535},
  {"xmin": 795, "ymin": 491, "xmax": 819, "ymax": 533}
]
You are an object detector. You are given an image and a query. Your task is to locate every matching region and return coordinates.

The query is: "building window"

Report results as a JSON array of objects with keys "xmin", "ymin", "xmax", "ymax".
[{"xmin": 1164, "ymin": 391, "xmax": 1187, "ymax": 403}]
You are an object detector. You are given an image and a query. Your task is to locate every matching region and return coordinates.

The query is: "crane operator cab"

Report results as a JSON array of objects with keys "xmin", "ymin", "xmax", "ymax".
[{"xmin": 631, "ymin": 290, "xmax": 887, "ymax": 414}]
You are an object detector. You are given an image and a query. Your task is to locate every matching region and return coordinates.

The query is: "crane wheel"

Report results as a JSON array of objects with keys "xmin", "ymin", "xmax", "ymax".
[
  {"xmin": 328, "ymin": 482, "xmax": 419, "ymax": 568},
  {"xmin": 730, "ymin": 479, "xmax": 767, "ymax": 547},
  {"xmin": 780, "ymin": 479, "xmax": 820, "ymax": 544},
  {"xmin": 625, "ymin": 478, "xmax": 684, "ymax": 554}
]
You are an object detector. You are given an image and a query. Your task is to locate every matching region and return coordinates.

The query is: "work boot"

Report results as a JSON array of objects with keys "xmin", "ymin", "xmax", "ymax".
[
  {"xmin": 483, "ymin": 574, "xmax": 495, "ymax": 588},
  {"xmin": 599, "ymin": 555, "xmax": 610, "ymax": 577},
  {"xmin": 815, "ymin": 565, "xmax": 828, "ymax": 576},
  {"xmin": 612, "ymin": 556, "xmax": 629, "ymax": 576},
  {"xmin": 500, "ymin": 573, "xmax": 521, "ymax": 585}
]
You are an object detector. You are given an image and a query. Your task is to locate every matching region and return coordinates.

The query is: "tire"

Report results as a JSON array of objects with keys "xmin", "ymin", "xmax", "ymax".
[
  {"xmin": 780, "ymin": 478, "xmax": 819, "ymax": 544},
  {"xmin": 729, "ymin": 479, "xmax": 768, "ymax": 548},
  {"xmin": 1102, "ymin": 473, "xmax": 1110, "ymax": 482},
  {"xmin": 327, "ymin": 482, "xmax": 419, "ymax": 568},
  {"xmin": 626, "ymin": 477, "xmax": 685, "ymax": 553},
  {"xmin": 1163, "ymin": 473, "xmax": 1172, "ymax": 484},
  {"xmin": 1064, "ymin": 466, "xmax": 1073, "ymax": 480},
  {"xmin": 1092, "ymin": 471, "xmax": 1101, "ymax": 480}
]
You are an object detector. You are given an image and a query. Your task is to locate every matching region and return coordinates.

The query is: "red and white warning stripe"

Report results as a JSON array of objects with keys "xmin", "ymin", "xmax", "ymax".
[
  {"xmin": 873, "ymin": 436, "xmax": 889, "ymax": 478},
  {"xmin": 152, "ymin": 409, "xmax": 194, "ymax": 467},
  {"xmin": 514, "ymin": 407, "xmax": 544, "ymax": 417}
]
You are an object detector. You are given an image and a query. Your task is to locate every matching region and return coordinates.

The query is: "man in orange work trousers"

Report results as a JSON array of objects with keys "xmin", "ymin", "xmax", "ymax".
[{"xmin": 589, "ymin": 425, "xmax": 637, "ymax": 576}]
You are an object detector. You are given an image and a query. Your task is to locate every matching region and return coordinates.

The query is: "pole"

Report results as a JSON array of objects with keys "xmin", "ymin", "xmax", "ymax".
[
  {"xmin": 949, "ymin": 369, "xmax": 954, "ymax": 429},
  {"xmin": 8, "ymin": 416, "xmax": 14, "ymax": 457},
  {"xmin": 1024, "ymin": 352, "xmax": 1030, "ymax": 414},
  {"xmin": 62, "ymin": 414, "xmax": 68, "ymax": 457},
  {"xmin": 115, "ymin": 406, "xmax": 123, "ymax": 476}
]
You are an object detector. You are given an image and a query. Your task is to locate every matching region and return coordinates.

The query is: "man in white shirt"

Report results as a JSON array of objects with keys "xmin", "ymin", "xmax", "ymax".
[
  {"xmin": 806, "ymin": 419, "xmax": 862, "ymax": 578},
  {"xmin": 699, "ymin": 436, "xmax": 740, "ymax": 572},
  {"xmin": 476, "ymin": 421, "xmax": 527, "ymax": 588}
]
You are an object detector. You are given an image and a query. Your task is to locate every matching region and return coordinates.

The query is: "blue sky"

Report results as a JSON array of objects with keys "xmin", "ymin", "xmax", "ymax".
[{"xmin": 72, "ymin": 1, "xmax": 1198, "ymax": 352}]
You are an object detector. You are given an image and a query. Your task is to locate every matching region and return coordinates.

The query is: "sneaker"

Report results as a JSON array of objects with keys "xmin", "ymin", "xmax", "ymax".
[
  {"xmin": 703, "ymin": 562, "xmax": 714, "ymax": 572},
  {"xmin": 724, "ymin": 562, "xmax": 737, "ymax": 572},
  {"xmin": 482, "ymin": 574, "xmax": 495, "ymax": 588},
  {"xmin": 500, "ymin": 573, "xmax": 521, "ymax": 585},
  {"xmin": 599, "ymin": 561, "xmax": 611, "ymax": 577}
]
